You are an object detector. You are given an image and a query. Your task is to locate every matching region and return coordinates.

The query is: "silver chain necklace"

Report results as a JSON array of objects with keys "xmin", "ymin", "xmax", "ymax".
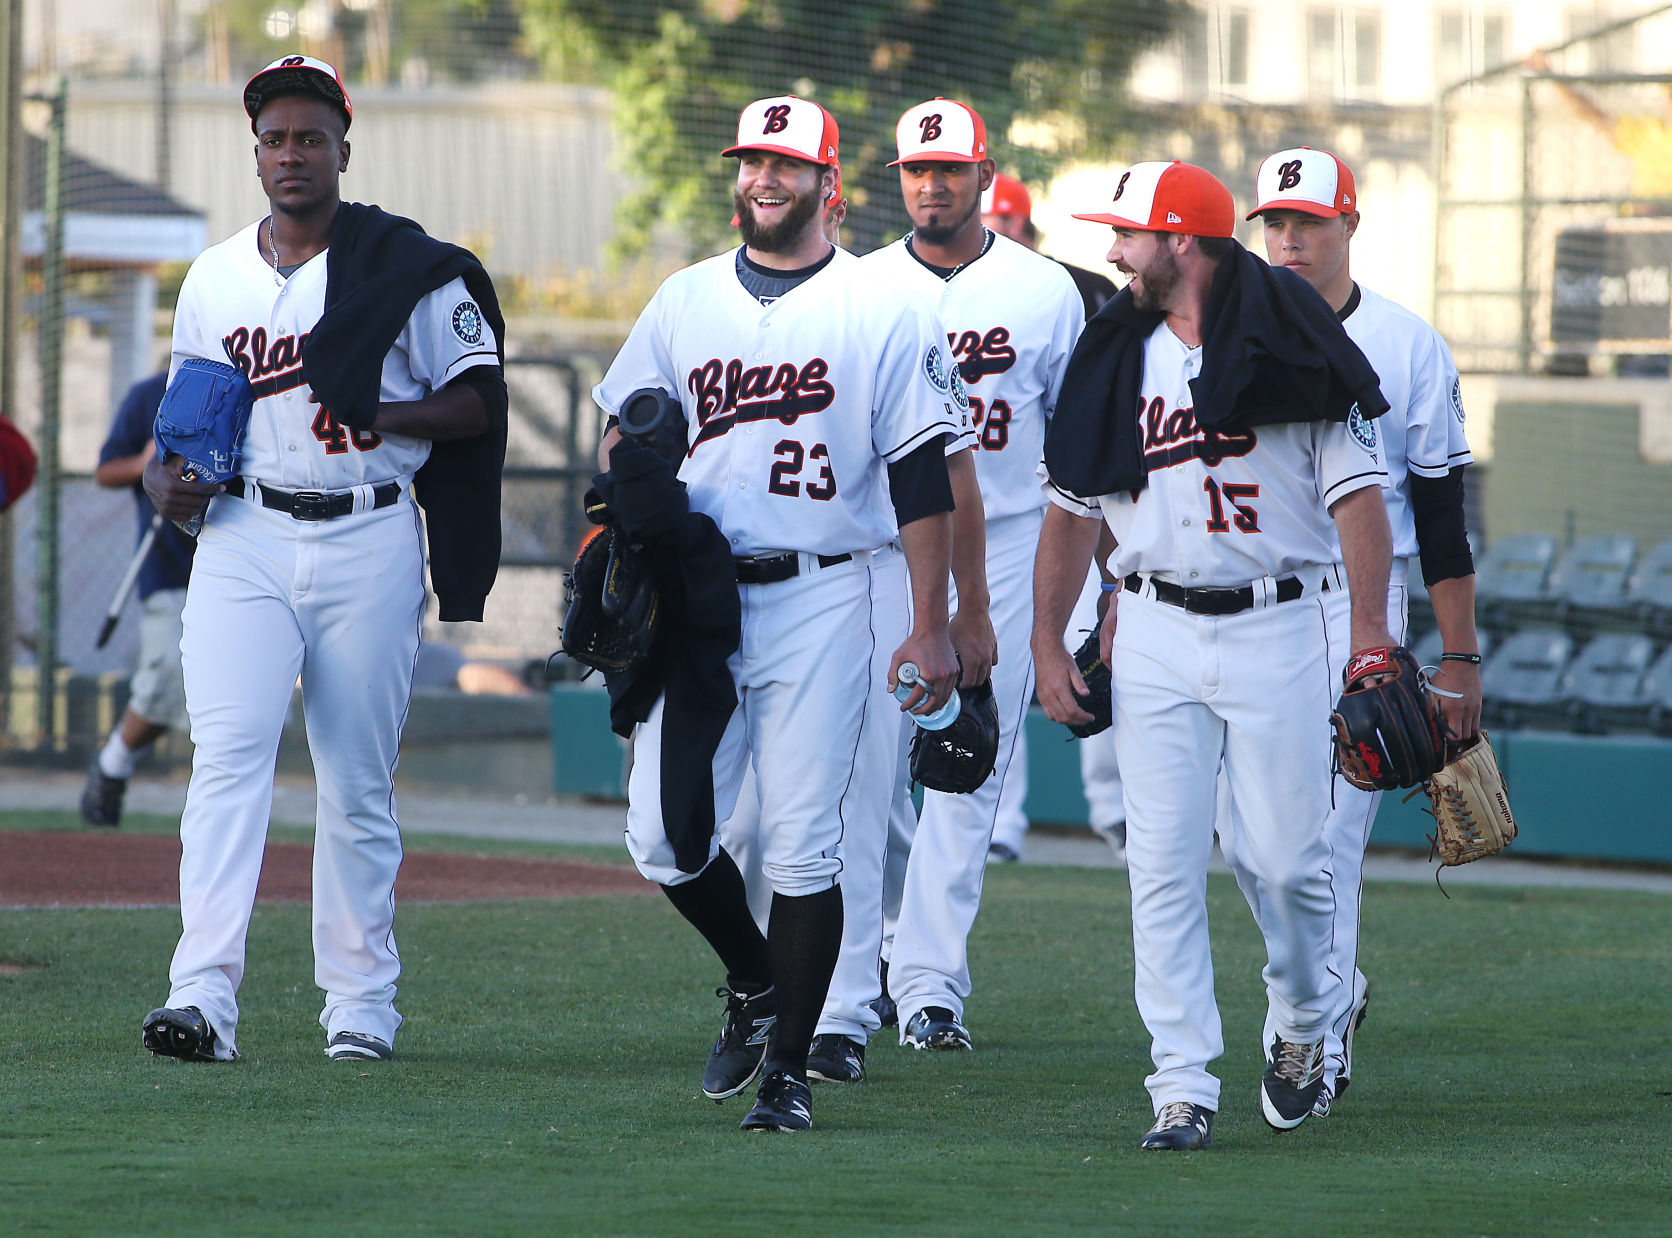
[{"xmin": 266, "ymin": 216, "xmax": 284, "ymax": 286}]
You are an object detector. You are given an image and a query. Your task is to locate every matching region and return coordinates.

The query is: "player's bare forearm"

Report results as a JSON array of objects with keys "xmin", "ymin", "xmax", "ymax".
[
  {"xmin": 364, "ymin": 380, "xmax": 488, "ymax": 441},
  {"xmin": 1426, "ymin": 572, "xmax": 1483, "ymax": 741},
  {"xmin": 1031, "ymin": 503, "xmax": 1101, "ymax": 726},
  {"xmin": 946, "ymin": 448, "xmax": 996, "ymax": 686},
  {"xmin": 95, "ymin": 441, "xmax": 155, "ymax": 489},
  {"xmin": 895, "ymin": 510, "xmax": 959, "ymax": 713},
  {"xmin": 597, "ymin": 425, "xmax": 622, "ymax": 473},
  {"xmin": 1330, "ymin": 485, "xmax": 1396, "ymax": 652}
]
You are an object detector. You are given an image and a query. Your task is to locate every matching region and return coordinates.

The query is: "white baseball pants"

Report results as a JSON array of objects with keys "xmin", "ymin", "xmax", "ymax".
[
  {"xmin": 1114, "ymin": 570, "xmax": 1346, "ymax": 1113},
  {"xmin": 166, "ymin": 492, "xmax": 424, "ymax": 1057}
]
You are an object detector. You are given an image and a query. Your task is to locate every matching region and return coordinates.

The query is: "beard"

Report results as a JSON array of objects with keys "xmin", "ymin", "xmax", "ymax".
[
  {"xmin": 734, "ymin": 183, "xmax": 823, "ymax": 253},
  {"xmin": 912, "ymin": 196, "xmax": 980, "ymax": 246},
  {"xmin": 1129, "ymin": 247, "xmax": 1180, "ymax": 311}
]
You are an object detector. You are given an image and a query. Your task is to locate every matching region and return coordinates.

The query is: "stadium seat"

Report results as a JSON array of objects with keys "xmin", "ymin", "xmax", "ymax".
[
  {"xmin": 1643, "ymin": 644, "xmax": 1672, "ymax": 735},
  {"xmin": 1626, "ymin": 538, "xmax": 1672, "ymax": 639},
  {"xmin": 1564, "ymin": 632, "xmax": 1656, "ymax": 733},
  {"xmin": 1481, "ymin": 628, "xmax": 1573, "ymax": 730},
  {"xmin": 1551, "ymin": 534, "xmax": 1638, "ymax": 634},
  {"xmin": 1474, "ymin": 533, "xmax": 1558, "ymax": 632}
]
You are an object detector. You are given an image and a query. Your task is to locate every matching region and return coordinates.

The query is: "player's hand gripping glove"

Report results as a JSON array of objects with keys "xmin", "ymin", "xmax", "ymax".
[
  {"xmin": 152, "ymin": 358, "xmax": 255, "ymax": 536},
  {"xmin": 560, "ymin": 521, "xmax": 660, "ymax": 676},
  {"xmin": 1329, "ymin": 646, "xmax": 1446, "ymax": 791},
  {"xmin": 1416, "ymin": 730, "xmax": 1517, "ymax": 867},
  {"xmin": 908, "ymin": 679, "xmax": 1001, "ymax": 795},
  {"xmin": 1063, "ymin": 630, "xmax": 1113, "ymax": 739}
]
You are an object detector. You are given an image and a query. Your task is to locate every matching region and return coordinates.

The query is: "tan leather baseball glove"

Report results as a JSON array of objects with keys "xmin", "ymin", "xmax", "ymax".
[{"xmin": 1421, "ymin": 730, "xmax": 1518, "ymax": 868}]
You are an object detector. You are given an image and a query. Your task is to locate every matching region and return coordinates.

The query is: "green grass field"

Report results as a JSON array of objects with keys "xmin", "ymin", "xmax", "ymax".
[{"xmin": 2, "ymin": 809, "xmax": 1669, "ymax": 1236}]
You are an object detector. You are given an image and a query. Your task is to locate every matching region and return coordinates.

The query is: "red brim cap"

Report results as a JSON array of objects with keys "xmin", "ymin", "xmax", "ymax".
[{"xmin": 1244, "ymin": 198, "xmax": 1343, "ymax": 221}]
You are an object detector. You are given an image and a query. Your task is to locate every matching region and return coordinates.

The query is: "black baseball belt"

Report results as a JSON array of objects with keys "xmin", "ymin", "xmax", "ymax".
[
  {"xmin": 1123, "ymin": 570, "xmax": 1323, "ymax": 616},
  {"xmin": 734, "ymin": 551, "xmax": 854, "ymax": 585},
  {"xmin": 226, "ymin": 476, "xmax": 403, "ymax": 522}
]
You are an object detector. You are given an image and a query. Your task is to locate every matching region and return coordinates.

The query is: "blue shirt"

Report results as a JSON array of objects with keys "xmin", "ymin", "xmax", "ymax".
[{"xmin": 98, "ymin": 373, "xmax": 195, "ymax": 598}]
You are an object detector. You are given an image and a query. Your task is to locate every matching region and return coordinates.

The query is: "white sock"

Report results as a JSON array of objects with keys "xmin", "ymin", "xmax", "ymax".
[{"xmin": 98, "ymin": 732, "xmax": 140, "ymax": 780}]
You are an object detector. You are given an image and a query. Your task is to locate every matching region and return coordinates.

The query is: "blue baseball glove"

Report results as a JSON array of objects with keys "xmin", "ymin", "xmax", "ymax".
[{"xmin": 152, "ymin": 358, "xmax": 254, "ymax": 535}]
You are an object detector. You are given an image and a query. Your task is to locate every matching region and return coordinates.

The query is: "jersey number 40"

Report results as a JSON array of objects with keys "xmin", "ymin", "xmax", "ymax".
[{"xmin": 311, "ymin": 409, "xmax": 383, "ymax": 455}]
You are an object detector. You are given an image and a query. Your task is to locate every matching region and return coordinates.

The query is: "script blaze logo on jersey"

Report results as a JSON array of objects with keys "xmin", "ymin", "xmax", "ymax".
[
  {"xmin": 222, "ymin": 325, "xmax": 310, "ymax": 398},
  {"xmin": 948, "ymin": 327, "xmax": 1017, "ymax": 384},
  {"xmin": 686, "ymin": 356, "xmax": 836, "ymax": 449},
  {"xmin": 1139, "ymin": 397, "xmax": 1257, "ymax": 472}
]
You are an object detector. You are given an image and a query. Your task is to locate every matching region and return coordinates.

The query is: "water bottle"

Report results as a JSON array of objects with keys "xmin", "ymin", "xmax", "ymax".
[{"xmin": 893, "ymin": 662, "xmax": 961, "ymax": 731}]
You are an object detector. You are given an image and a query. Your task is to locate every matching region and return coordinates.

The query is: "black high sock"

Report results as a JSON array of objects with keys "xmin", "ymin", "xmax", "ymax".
[
  {"xmin": 761, "ymin": 885, "xmax": 844, "ymax": 1079},
  {"xmin": 659, "ymin": 849, "xmax": 771, "ymax": 994}
]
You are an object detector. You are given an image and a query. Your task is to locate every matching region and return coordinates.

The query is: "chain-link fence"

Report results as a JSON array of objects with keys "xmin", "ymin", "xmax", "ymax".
[{"xmin": 2, "ymin": 1, "xmax": 1181, "ymax": 756}]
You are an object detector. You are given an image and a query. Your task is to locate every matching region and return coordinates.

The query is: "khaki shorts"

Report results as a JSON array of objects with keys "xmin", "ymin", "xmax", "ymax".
[{"xmin": 128, "ymin": 587, "xmax": 188, "ymax": 730}]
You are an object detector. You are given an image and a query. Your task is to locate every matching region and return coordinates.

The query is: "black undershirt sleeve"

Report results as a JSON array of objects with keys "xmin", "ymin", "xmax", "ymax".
[
  {"xmin": 1408, "ymin": 466, "xmax": 1474, "ymax": 585},
  {"xmin": 447, "ymin": 364, "xmax": 508, "ymax": 425},
  {"xmin": 887, "ymin": 438, "xmax": 955, "ymax": 527}
]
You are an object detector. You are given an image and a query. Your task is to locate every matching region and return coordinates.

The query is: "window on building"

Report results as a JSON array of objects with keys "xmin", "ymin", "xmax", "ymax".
[
  {"xmin": 1224, "ymin": 7, "xmax": 1251, "ymax": 89},
  {"xmin": 1309, "ymin": 8, "xmax": 1339, "ymax": 98},
  {"xmin": 1355, "ymin": 10, "xmax": 1382, "ymax": 90},
  {"xmin": 1438, "ymin": 6, "xmax": 1512, "ymax": 86}
]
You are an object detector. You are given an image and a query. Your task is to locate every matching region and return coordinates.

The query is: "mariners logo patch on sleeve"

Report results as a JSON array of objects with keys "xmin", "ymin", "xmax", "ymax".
[
  {"xmin": 451, "ymin": 301, "xmax": 484, "ymax": 346},
  {"xmin": 948, "ymin": 365, "xmax": 971, "ymax": 413},
  {"xmin": 1450, "ymin": 376, "xmax": 1465, "ymax": 422},
  {"xmin": 923, "ymin": 344, "xmax": 951, "ymax": 393},
  {"xmin": 1347, "ymin": 406, "xmax": 1378, "ymax": 452}
]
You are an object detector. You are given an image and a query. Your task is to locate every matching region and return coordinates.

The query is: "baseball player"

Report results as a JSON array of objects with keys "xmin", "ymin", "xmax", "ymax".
[
  {"xmin": 138, "ymin": 56, "xmax": 507, "ymax": 1064},
  {"xmin": 1238, "ymin": 146, "xmax": 1480, "ymax": 1117},
  {"xmin": 981, "ymin": 173, "xmax": 1122, "ymax": 862},
  {"xmin": 81, "ymin": 373, "xmax": 196, "ymax": 828},
  {"xmin": 1032, "ymin": 161, "xmax": 1396, "ymax": 1150},
  {"xmin": 861, "ymin": 98, "xmax": 1083, "ymax": 1050},
  {"xmin": 592, "ymin": 95, "xmax": 965, "ymax": 1132}
]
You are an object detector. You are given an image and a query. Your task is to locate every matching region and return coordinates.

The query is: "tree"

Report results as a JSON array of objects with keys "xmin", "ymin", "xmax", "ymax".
[{"xmin": 519, "ymin": 0, "xmax": 1178, "ymax": 256}]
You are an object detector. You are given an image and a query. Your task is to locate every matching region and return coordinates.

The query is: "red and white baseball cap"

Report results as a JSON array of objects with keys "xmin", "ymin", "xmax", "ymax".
[
  {"xmin": 889, "ymin": 98, "xmax": 988, "ymax": 166},
  {"xmin": 1246, "ymin": 147, "xmax": 1356, "ymax": 220},
  {"xmin": 244, "ymin": 55, "xmax": 352, "ymax": 133},
  {"xmin": 722, "ymin": 96, "xmax": 840, "ymax": 165},
  {"xmin": 1072, "ymin": 161, "xmax": 1235, "ymax": 238},
  {"xmin": 981, "ymin": 173, "xmax": 1032, "ymax": 219}
]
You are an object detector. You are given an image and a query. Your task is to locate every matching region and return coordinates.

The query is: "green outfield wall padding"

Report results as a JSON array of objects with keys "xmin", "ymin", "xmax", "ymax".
[
  {"xmin": 552, "ymin": 696, "xmax": 1672, "ymax": 865},
  {"xmin": 549, "ymin": 684, "xmax": 629, "ymax": 798}
]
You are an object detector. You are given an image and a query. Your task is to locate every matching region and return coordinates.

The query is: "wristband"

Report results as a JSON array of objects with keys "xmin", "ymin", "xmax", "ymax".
[
  {"xmin": 1099, "ymin": 581, "xmax": 1120, "ymax": 593},
  {"xmin": 1440, "ymin": 652, "xmax": 1482, "ymax": 665}
]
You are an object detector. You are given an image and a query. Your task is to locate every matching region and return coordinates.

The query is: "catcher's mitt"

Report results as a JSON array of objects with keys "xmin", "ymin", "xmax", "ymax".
[
  {"xmin": 1065, "ymin": 630, "xmax": 1112, "ymax": 739},
  {"xmin": 561, "ymin": 523, "xmax": 659, "ymax": 675},
  {"xmin": 1418, "ymin": 730, "xmax": 1517, "ymax": 868},
  {"xmin": 909, "ymin": 679, "xmax": 1000, "ymax": 795},
  {"xmin": 152, "ymin": 357, "xmax": 255, "ymax": 536},
  {"xmin": 1330, "ymin": 646, "xmax": 1446, "ymax": 791}
]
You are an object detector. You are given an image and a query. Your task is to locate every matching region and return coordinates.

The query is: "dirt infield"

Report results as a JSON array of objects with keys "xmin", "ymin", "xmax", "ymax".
[{"xmin": 0, "ymin": 831, "xmax": 651, "ymax": 908}]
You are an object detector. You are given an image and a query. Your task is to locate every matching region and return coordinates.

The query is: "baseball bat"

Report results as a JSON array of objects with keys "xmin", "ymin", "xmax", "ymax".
[{"xmin": 95, "ymin": 515, "xmax": 161, "ymax": 649}]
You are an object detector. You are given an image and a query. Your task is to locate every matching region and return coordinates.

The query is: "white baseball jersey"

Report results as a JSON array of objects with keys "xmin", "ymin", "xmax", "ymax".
[
  {"xmin": 860, "ymin": 233, "xmax": 1084, "ymax": 520},
  {"xmin": 170, "ymin": 218, "xmax": 499, "ymax": 490},
  {"xmin": 593, "ymin": 246, "xmax": 970, "ymax": 557},
  {"xmin": 1340, "ymin": 285, "xmax": 1473, "ymax": 559},
  {"xmin": 1047, "ymin": 324, "xmax": 1388, "ymax": 584}
]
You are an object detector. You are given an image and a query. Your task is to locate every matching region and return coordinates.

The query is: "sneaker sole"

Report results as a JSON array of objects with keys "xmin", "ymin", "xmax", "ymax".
[
  {"xmin": 905, "ymin": 1033, "xmax": 971, "ymax": 1051},
  {"xmin": 327, "ymin": 1047, "xmax": 392, "ymax": 1061},
  {"xmin": 806, "ymin": 1064, "xmax": 864, "ymax": 1083},
  {"xmin": 1260, "ymin": 1086, "xmax": 1313, "ymax": 1131},
  {"xmin": 703, "ymin": 1056, "xmax": 765, "ymax": 1102}
]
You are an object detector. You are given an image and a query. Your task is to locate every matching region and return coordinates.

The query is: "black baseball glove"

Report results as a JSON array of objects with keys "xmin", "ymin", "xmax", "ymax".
[
  {"xmin": 1330, "ymin": 645, "xmax": 1446, "ymax": 791},
  {"xmin": 561, "ymin": 522, "xmax": 660, "ymax": 676},
  {"xmin": 1064, "ymin": 630, "xmax": 1112, "ymax": 739},
  {"xmin": 909, "ymin": 679, "xmax": 1000, "ymax": 795}
]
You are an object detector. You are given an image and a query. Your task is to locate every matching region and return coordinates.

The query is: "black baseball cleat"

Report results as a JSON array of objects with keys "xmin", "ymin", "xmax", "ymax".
[
  {"xmin": 806, "ymin": 1034, "xmax": 865, "ymax": 1083},
  {"xmin": 903, "ymin": 1006, "xmax": 972, "ymax": 1051},
  {"xmin": 142, "ymin": 1006, "xmax": 225, "ymax": 1062},
  {"xmin": 866, "ymin": 961, "xmax": 898, "ymax": 1030},
  {"xmin": 986, "ymin": 842, "xmax": 1019, "ymax": 864},
  {"xmin": 79, "ymin": 759, "xmax": 126, "ymax": 828},
  {"xmin": 740, "ymin": 1070, "xmax": 813, "ymax": 1133},
  {"xmin": 702, "ymin": 984, "xmax": 777, "ymax": 1101},
  {"xmin": 327, "ymin": 1031, "xmax": 393, "ymax": 1061},
  {"xmin": 1261, "ymin": 1034, "xmax": 1325, "ymax": 1130},
  {"xmin": 1138, "ymin": 1102, "xmax": 1215, "ymax": 1151}
]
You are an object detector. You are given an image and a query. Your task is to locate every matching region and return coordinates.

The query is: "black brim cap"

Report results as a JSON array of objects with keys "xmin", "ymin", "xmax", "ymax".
[{"xmin": 245, "ymin": 55, "xmax": 353, "ymax": 133}]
